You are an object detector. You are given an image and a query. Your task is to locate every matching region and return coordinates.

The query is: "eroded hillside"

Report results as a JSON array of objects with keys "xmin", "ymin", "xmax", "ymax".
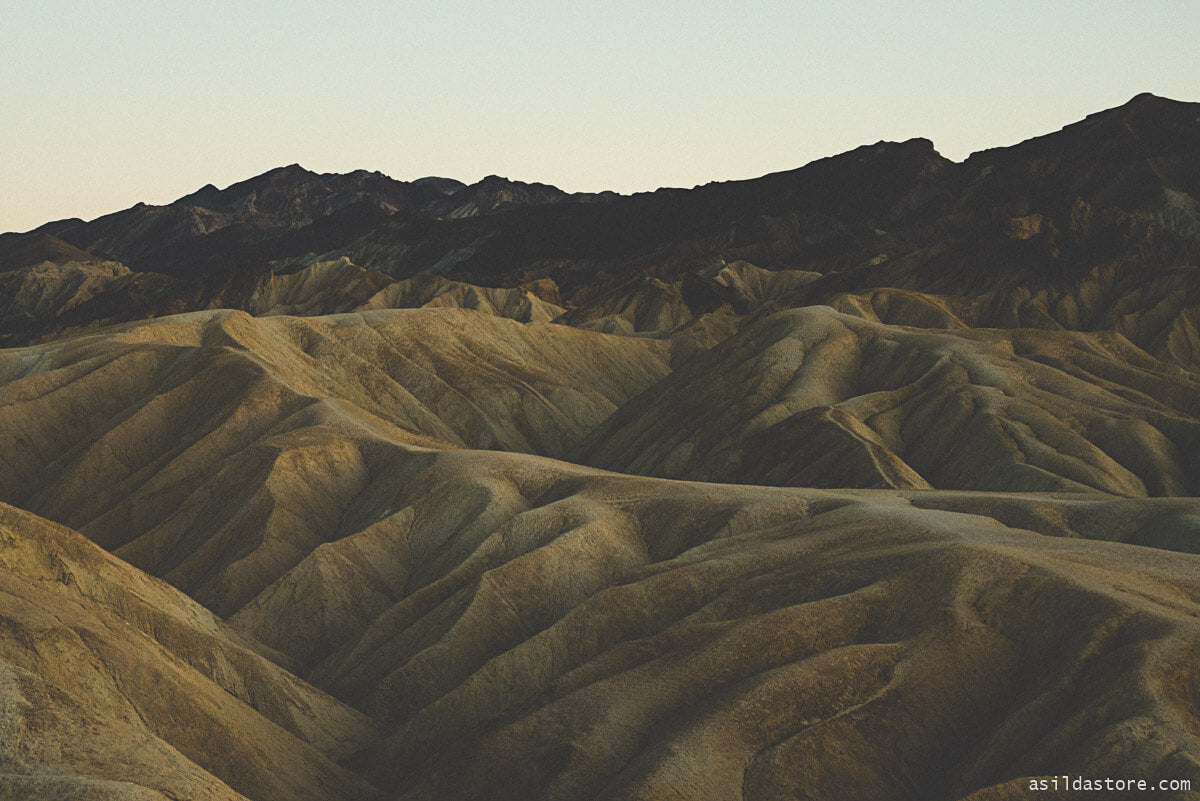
[{"xmin": 1, "ymin": 95, "xmax": 1199, "ymax": 800}]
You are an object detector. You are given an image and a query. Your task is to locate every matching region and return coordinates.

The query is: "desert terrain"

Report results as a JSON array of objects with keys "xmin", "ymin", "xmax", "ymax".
[{"xmin": 0, "ymin": 94, "xmax": 1198, "ymax": 799}]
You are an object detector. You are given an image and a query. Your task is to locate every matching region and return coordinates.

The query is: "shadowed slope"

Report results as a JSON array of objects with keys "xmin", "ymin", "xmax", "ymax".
[
  {"xmin": 579, "ymin": 306, "xmax": 1200, "ymax": 495},
  {"xmin": 31, "ymin": 167, "xmax": 610, "ymax": 278},
  {"xmin": 0, "ymin": 232, "xmax": 97, "ymax": 272},
  {"xmin": 819, "ymin": 264, "xmax": 1200, "ymax": 373},
  {"xmin": 0, "ymin": 260, "xmax": 132, "ymax": 328},
  {"xmin": 228, "ymin": 448, "xmax": 1200, "ymax": 801}
]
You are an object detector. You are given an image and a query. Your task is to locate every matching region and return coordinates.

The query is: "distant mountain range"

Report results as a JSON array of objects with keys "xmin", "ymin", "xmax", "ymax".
[
  {"xmin": 3, "ymin": 165, "xmax": 614, "ymax": 275},
  {"xmin": 1, "ymin": 92, "xmax": 1197, "ymax": 357}
]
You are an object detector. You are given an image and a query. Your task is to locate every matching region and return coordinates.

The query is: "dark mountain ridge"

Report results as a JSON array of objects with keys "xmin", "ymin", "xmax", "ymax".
[
  {"xmin": 14, "ymin": 165, "xmax": 606, "ymax": 276},
  {"xmin": 0, "ymin": 94, "xmax": 1197, "ymax": 357}
]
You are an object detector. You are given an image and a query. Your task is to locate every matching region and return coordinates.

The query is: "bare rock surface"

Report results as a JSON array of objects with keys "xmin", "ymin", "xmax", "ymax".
[
  {"xmin": 252, "ymin": 259, "xmax": 566, "ymax": 322},
  {"xmin": 0, "ymin": 502, "xmax": 378, "ymax": 801},
  {"xmin": 0, "ymin": 309, "xmax": 669, "ymax": 617},
  {"xmin": 2, "ymin": 391, "xmax": 1199, "ymax": 799},
  {"xmin": 313, "ymin": 453, "xmax": 1200, "ymax": 801},
  {"xmin": 580, "ymin": 305, "xmax": 1200, "ymax": 495},
  {"xmin": 0, "ymin": 94, "xmax": 1199, "ymax": 800}
]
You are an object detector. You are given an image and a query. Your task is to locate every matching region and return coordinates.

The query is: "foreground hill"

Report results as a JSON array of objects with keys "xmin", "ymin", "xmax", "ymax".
[
  {"xmin": 0, "ymin": 308, "xmax": 1195, "ymax": 799},
  {"xmin": 1, "ymin": 382, "xmax": 1199, "ymax": 799},
  {"xmin": 0, "ymin": 501, "xmax": 379, "ymax": 801}
]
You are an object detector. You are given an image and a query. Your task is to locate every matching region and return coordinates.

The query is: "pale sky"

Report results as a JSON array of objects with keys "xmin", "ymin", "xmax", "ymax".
[{"xmin": 3, "ymin": 0, "xmax": 1198, "ymax": 234}]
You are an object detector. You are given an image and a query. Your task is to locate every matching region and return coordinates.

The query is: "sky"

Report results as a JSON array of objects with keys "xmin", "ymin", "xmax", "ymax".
[{"xmin": 3, "ymin": 0, "xmax": 1199, "ymax": 234}]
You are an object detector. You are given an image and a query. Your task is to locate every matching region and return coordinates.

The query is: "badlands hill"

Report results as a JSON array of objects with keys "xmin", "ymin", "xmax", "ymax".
[
  {"xmin": 2, "ymin": 311, "xmax": 1200, "ymax": 801},
  {"xmin": 0, "ymin": 95, "xmax": 1199, "ymax": 800}
]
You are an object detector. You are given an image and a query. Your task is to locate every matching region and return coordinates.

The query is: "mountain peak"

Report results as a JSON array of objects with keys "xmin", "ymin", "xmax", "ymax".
[
  {"xmin": 1126, "ymin": 91, "xmax": 1173, "ymax": 106},
  {"xmin": 1085, "ymin": 92, "xmax": 1198, "ymax": 123},
  {"xmin": 272, "ymin": 163, "xmax": 312, "ymax": 176}
]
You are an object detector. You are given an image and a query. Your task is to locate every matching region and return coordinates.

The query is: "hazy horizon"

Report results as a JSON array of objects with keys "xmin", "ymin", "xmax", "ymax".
[{"xmin": 5, "ymin": 1, "xmax": 1199, "ymax": 234}]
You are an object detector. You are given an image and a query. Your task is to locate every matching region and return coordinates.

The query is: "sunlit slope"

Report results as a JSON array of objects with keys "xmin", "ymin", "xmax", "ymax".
[
  {"xmin": 0, "ymin": 308, "xmax": 668, "ymax": 616},
  {"xmin": 0, "ymin": 502, "xmax": 379, "ymax": 801},
  {"xmin": 0, "ymin": 307, "xmax": 1198, "ymax": 800},
  {"xmin": 251, "ymin": 259, "xmax": 566, "ymax": 322}
]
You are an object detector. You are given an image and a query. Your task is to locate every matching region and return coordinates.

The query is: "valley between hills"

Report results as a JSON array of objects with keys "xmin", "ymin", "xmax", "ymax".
[{"xmin": 0, "ymin": 94, "xmax": 1199, "ymax": 800}]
